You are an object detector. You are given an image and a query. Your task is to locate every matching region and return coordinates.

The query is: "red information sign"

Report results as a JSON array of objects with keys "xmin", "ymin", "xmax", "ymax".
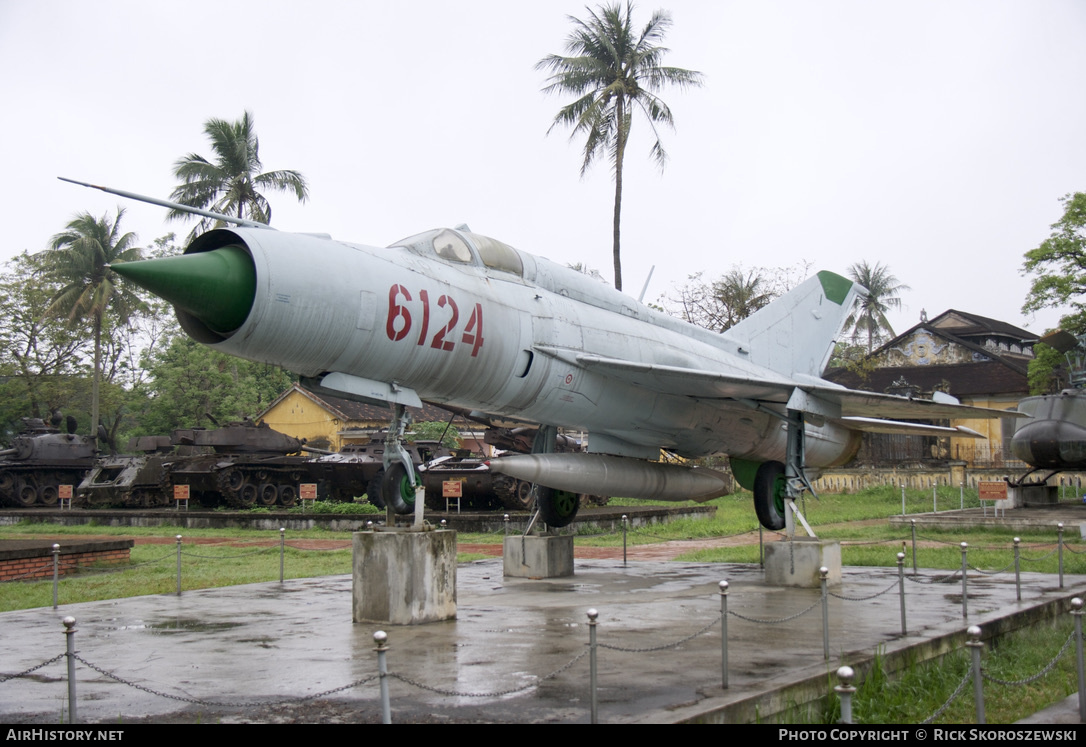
[
  {"xmin": 300, "ymin": 483, "xmax": 318, "ymax": 501},
  {"xmin": 443, "ymin": 480, "xmax": 463, "ymax": 498},
  {"xmin": 58, "ymin": 484, "xmax": 73, "ymax": 500},
  {"xmin": 978, "ymin": 481, "xmax": 1007, "ymax": 502},
  {"xmin": 174, "ymin": 484, "xmax": 191, "ymax": 500}
]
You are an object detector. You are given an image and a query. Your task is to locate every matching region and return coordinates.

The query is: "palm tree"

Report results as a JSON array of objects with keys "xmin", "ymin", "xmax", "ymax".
[
  {"xmin": 41, "ymin": 209, "xmax": 145, "ymax": 435},
  {"xmin": 169, "ymin": 110, "xmax": 309, "ymax": 239},
  {"xmin": 711, "ymin": 268, "xmax": 776, "ymax": 331},
  {"xmin": 844, "ymin": 261, "xmax": 911, "ymax": 354},
  {"xmin": 537, "ymin": 2, "xmax": 703, "ymax": 291}
]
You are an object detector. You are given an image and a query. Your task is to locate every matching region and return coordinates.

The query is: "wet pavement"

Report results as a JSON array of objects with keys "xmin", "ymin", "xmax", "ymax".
[{"xmin": 2, "ymin": 549, "xmax": 1085, "ymax": 724}]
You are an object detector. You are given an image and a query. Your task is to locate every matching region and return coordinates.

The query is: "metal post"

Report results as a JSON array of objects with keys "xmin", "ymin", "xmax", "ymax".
[
  {"xmin": 1013, "ymin": 538, "xmax": 1021, "ymax": 602},
  {"xmin": 374, "ymin": 631, "xmax": 391, "ymax": 724},
  {"xmin": 967, "ymin": 625, "xmax": 985, "ymax": 724},
  {"xmin": 1072, "ymin": 599, "xmax": 1086, "ymax": 723},
  {"xmin": 820, "ymin": 566, "xmax": 829, "ymax": 660},
  {"xmin": 911, "ymin": 520, "xmax": 917, "ymax": 574},
  {"xmin": 503, "ymin": 514, "xmax": 509, "ymax": 537},
  {"xmin": 622, "ymin": 515, "xmax": 628, "ymax": 567},
  {"xmin": 961, "ymin": 543, "xmax": 969, "ymax": 619},
  {"xmin": 897, "ymin": 552, "xmax": 907, "ymax": 635},
  {"xmin": 933, "ymin": 482, "xmax": 937, "ymax": 513},
  {"xmin": 960, "ymin": 481, "xmax": 964, "ymax": 510},
  {"xmin": 759, "ymin": 525, "xmax": 764, "ymax": 568},
  {"xmin": 279, "ymin": 527, "xmax": 285, "ymax": 584},
  {"xmin": 52, "ymin": 544, "xmax": 60, "ymax": 610},
  {"xmin": 901, "ymin": 482, "xmax": 905, "ymax": 516},
  {"xmin": 63, "ymin": 616, "xmax": 77, "ymax": 724},
  {"xmin": 175, "ymin": 535, "xmax": 183, "ymax": 596},
  {"xmin": 588, "ymin": 608, "xmax": 599, "ymax": 724},
  {"xmin": 835, "ymin": 666, "xmax": 856, "ymax": 724},
  {"xmin": 719, "ymin": 581, "xmax": 729, "ymax": 689},
  {"xmin": 1058, "ymin": 523, "xmax": 1065, "ymax": 590}
]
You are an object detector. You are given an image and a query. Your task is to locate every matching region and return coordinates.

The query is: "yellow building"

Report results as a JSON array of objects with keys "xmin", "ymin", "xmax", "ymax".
[
  {"xmin": 826, "ymin": 310, "xmax": 1034, "ymax": 469},
  {"xmin": 257, "ymin": 384, "xmax": 477, "ymax": 453}
]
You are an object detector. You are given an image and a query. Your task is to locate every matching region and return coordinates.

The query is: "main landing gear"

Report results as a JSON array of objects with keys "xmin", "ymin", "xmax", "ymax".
[
  {"xmin": 379, "ymin": 404, "xmax": 422, "ymax": 516},
  {"xmin": 526, "ymin": 425, "xmax": 580, "ymax": 529},
  {"xmin": 752, "ymin": 408, "xmax": 818, "ymax": 535}
]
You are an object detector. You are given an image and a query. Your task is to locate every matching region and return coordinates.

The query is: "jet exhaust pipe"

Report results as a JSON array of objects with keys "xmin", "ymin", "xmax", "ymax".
[{"xmin": 488, "ymin": 453, "xmax": 730, "ymax": 502}]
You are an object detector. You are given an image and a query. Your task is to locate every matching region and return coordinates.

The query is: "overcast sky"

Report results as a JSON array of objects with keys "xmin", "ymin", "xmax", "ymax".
[{"xmin": 3, "ymin": 0, "xmax": 1084, "ymax": 341}]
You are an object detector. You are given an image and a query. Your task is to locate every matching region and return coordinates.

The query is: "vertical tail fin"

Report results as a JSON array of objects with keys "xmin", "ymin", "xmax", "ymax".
[{"xmin": 725, "ymin": 271, "xmax": 864, "ymax": 378}]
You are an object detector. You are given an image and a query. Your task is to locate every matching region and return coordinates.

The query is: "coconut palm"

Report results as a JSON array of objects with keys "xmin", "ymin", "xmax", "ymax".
[
  {"xmin": 537, "ymin": 2, "xmax": 702, "ymax": 291},
  {"xmin": 41, "ymin": 209, "xmax": 145, "ymax": 435},
  {"xmin": 844, "ymin": 261, "xmax": 910, "ymax": 354},
  {"xmin": 169, "ymin": 110, "xmax": 309, "ymax": 239}
]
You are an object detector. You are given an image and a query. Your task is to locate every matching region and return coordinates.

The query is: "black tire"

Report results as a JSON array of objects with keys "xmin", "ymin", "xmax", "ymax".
[
  {"xmin": 238, "ymin": 481, "xmax": 259, "ymax": 506},
  {"xmin": 382, "ymin": 462, "xmax": 422, "ymax": 515},
  {"xmin": 279, "ymin": 484, "xmax": 298, "ymax": 507},
  {"xmin": 366, "ymin": 469, "xmax": 386, "ymax": 509},
  {"xmin": 499, "ymin": 479, "xmax": 535, "ymax": 511},
  {"xmin": 14, "ymin": 477, "xmax": 38, "ymax": 507},
  {"xmin": 538, "ymin": 486, "xmax": 580, "ymax": 527},
  {"xmin": 753, "ymin": 461, "xmax": 787, "ymax": 531},
  {"xmin": 257, "ymin": 482, "xmax": 278, "ymax": 507}
]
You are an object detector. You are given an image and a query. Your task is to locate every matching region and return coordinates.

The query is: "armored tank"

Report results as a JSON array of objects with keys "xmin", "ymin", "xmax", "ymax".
[
  {"xmin": 0, "ymin": 413, "xmax": 98, "ymax": 507},
  {"xmin": 77, "ymin": 435, "xmax": 175, "ymax": 507},
  {"xmin": 164, "ymin": 418, "xmax": 311, "ymax": 508}
]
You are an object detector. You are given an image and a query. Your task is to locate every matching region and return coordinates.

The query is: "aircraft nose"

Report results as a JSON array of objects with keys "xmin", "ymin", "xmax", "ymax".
[{"xmin": 110, "ymin": 245, "xmax": 257, "ymax": 334}]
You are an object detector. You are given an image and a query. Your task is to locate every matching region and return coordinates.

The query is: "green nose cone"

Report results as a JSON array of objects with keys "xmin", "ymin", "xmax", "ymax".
[{"xmin": 111, "ymin": 245, "xmax": 256, "ymax": 333}]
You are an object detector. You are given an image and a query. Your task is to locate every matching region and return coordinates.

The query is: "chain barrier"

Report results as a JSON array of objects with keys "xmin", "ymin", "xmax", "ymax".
[
  {"xmin": 391, "ymin": 649, "xmax": 590, "ymax": 698},
  {"xmin": 728, "ymin": 599, "xmax": 820, "ymax": 624},
  {"xmin": 904, "ymin": 570, "xmax": 961, "ymax": 585},
  {"xmin": 981, "ymin": 630, "xmax": 1075, "ymax": 686},
  {"xmin": 72, "ymin": 653, "xmax": 374, "ymax": 707},
  {"xmin": 919, "ymin": 667, "xmax": 973, "ymax": 724},
  {"xmin": 828, "ymin": 578, "xmax": 899, "ymax": 602},
  {"xmin": 0, "ymin": 653, "xmax": 65, "ymax": 683},
  {"xmin": 599, "ymin": 615, "xmax": 721, "ymax": 653}
]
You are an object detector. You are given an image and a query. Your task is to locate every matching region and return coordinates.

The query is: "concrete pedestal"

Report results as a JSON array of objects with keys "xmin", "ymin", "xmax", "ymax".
[
  {"xmin": 764, "ymin": 538, "xmax": 841, "ymax": 588},
  {"xmin": 503, "ymin": 534, "xmax": 574, "ymax": 578},
  {"xmin": 1008, "ymin": 483, "xmax": 1058, "ymax": 508},
  {"xmin": 352, "ymin": 529, "xmax": 457, "ymax": 624}
]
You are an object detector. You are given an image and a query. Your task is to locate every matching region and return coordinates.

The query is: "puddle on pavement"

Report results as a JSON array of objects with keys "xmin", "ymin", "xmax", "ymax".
[{"xmin": 133, "ymin": 618, "xmax": 246, "ymax": 635}]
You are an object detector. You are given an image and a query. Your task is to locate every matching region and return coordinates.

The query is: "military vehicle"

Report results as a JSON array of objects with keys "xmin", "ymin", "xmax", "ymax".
[
  {"xmin": 0, "ymin": 413, "xmax": 99, "ymax": 507},
  {"xmin": 77, "ymin": 435, "xmax": 175, "ymax": 507},
  {"xmin": 164, "ymin": 418, "xmax": 312, "ymax": 508}
]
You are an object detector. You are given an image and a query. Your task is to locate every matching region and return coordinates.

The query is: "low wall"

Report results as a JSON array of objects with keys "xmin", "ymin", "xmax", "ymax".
[
  {"xmin": 812, "ymin": 466, "xmax": 1086, "ymax": 494},
  {"xmin": 0, "ymin": 539, "xmax": 134, "ymax": 581}
]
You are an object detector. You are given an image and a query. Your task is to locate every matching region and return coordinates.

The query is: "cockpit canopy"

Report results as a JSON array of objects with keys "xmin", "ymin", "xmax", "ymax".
[{"xmin": 391, "ymin": 228, "xmax": 524, "ymax": 277}]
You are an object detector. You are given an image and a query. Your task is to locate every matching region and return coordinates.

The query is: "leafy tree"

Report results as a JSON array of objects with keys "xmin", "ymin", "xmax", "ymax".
[
  {"xmin": 1022, "ymin": 192, "xmax": 1086, "ymax": 330},
  {"xmin": 169, "ymin": 110, "xmax": 309, "ymax": 239},
  {"xmin": 537, "ymin": 2, "xmax": 703, "ymax": 291},
  {"xmin": 843, "ymin": 261, "xmax": 910, "ymax": 354},
  {"xmin": 0, "ymin": 252, "xmax": 88, "ymax": 432},
  {"xmin": 409, "ymin": 421, "xmax": 462, "ymax": 450},
  {"xmin": 39, "ymin": 209, "xmax": 145, "ymax": 436},
  {"xmin": 136, "ymin": 333, "xmax": 294, "ymax": 436},
  {"xmin": 665, "ymin": 262, "xmax": 810, "ymax": 332}
]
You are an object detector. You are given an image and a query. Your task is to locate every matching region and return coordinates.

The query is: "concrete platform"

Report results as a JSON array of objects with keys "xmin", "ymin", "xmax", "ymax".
[{"xmin": 1, "ymin": 557, "xmax": 1084, "ymax": 724}]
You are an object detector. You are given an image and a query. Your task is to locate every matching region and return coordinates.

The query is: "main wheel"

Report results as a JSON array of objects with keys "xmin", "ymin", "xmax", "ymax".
[
  {"xmin": 499, "ymin": 479, "xmax": 535, "ymax": 511},
  {"xmin": 238, "ymin": 481, "xmax": 259, "ymax": 506},
  {"xmin": 366, "ymin": 469, "xmax": 386, "ymax": 509},
  {"xmin": 14, "ymin": 477, "xmax": 38, "ymax": 507},
  {"xmin": 278, "ymin": 484, "xmax": 298, "ymax": 507},
  {"xmin": 538, "ymin": 486, "xmax": 580, "ymax": 527},
  {"xmin": 257, "ymin": 482, "xmax": 278, "ymax": 507},
  {"xmin": 382, "ymin": 462, "xmax": 422, "ymax": 515},
  {"xmin": 753, "ymin": 461, "xmax": 787, "ymax": 530}
]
